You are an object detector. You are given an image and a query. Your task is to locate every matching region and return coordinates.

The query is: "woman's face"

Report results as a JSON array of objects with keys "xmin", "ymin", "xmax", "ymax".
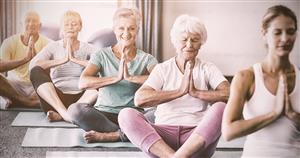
[
  {"xmin": 24, "ymin": 13, "xmax": 41, "ymax": 36},
  {"xmin": 174, "ymin": 31, "xmax": 202, "ymax": 61},
  {"xmin": 114, "ymin": 17, "xmax": 138, "ymax": 47},
  {"xmin": 63, "ymin": 16, "xmax": 82, "ymax": 39},
  {"xmin": 264, "ymin": 15, "xmax": 297, "ymax": 56}
]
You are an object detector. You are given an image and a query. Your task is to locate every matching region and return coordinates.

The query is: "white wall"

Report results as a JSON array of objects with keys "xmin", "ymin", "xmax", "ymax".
[
  {"xmin": 15, "ymin": 0, "xmax": 118, "ymax": 41},
  {"xmin": 162, "ymin": 0, "xmax": 300, "ymax": 76}
]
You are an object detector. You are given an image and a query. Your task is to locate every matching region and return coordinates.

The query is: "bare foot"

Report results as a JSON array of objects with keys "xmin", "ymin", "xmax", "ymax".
[
  {"xmin": 47, "ymin": 111, "xmax": 63, "ymax": 122},
  {"xmin": 83, "ymin": 130, "xmax": 120, "ymax": 143}
]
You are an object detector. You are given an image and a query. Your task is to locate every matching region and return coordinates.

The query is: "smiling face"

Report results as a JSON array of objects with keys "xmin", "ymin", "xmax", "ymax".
[
  {"xmin": 113, "ymin": 17, "xmax": 138, "ymax": 47},
  {"xmin": 24, "ymin": 12, "xmax": 41, "ymax": 36},
  {"xmin": 174, "ymin": 31, "xmax": 202, "ymax": 61},
  {"xmin": 62, "ymin": 15, "xmax": 82, "ymax": 39},
  {"xmin": 263, "ymin": 15, "xmax": 297, "ymax": 57}
]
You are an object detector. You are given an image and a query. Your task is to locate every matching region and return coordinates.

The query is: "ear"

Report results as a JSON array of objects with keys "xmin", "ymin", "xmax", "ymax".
[{"xmin": 261, "ymin": 29, "xmax": 267, "ymax": 41}]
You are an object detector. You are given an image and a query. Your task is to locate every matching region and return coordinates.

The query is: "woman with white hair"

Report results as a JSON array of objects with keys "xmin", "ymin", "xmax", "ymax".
[
  {"xmin": 118, "ymin": 14, "xmax": 229, "ymax": 158},
  {"xmin": 67, "ymin": 8, "xmax": 158, "ymax": 143},
  {"xmin": 29, "ymin": 11, "xmax": 98, "ymax": 122}
]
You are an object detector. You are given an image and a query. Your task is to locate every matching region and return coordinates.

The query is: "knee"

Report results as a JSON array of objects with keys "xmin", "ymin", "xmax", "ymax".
[
  {"xmin": 211, "ymin": 102, "xmax": 226, "ymax": 115},
  {"xmin": 67, "ymin": 103, "xmax": 87, "ymax": 122},
  {"xmin": 30, "ymin": 66, "xmax": 44, "ymax": 81},
  {"xmin": 118, "ymin": 108, "xmax": 141, "ymax": 127}
]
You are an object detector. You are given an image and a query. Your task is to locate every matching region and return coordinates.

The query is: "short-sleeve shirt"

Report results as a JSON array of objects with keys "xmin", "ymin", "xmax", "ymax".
[
  {"xmin": 29, "ymin": 40, "xmax": 97, "ymax": 94},
  {"xmin": 144, "ymin": 57, "xmax": 226, "ymax": 126},
  {"xmin": 89, "ymin": 47, "xmax": 158, "ymax": 114},
  {"xmin": 0, "ymin": 34, "xmax": 50, "ymax": 82}
]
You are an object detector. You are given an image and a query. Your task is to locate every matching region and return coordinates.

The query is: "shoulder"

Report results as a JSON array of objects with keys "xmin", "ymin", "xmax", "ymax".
[
  {"xmin": 232, "ymin": 67, "xmax": 255, "ymax": 95},
  {"xmin": 91, "ymin": 47, "xmax": 111, "ymax": 58},
  {"xmin": 2, "ymin": 34, "xmax": 20, "ymax": 46},
  {"xmin": 79, "ymin": 42, "xmax": 98, "ymax": 54}
]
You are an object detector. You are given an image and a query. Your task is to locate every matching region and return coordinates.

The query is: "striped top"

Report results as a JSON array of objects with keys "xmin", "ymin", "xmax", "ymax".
[{"xmin": 29, "ymin": 40, "xmax": 97, "ymax": 94}]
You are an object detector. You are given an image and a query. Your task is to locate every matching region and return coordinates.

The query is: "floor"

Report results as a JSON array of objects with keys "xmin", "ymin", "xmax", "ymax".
[{"xmin": 0, "ymin": 110, "xmax": 242, "ymax": 158}]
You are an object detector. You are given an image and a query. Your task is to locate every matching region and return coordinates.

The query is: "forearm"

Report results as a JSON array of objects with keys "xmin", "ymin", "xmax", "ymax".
[
  {"xmin": 79, "ymin": 75, "xmax": 120, "ymax": 90},
  {"xmin": 135, "ymin": 89, "xmax": 183, "ymax": 108},
  {"xmin": 287, "ymin": 111, "xmax": 300, "ymax": 125},
  {"xmin": 70, "ymin": 58, "xmax": 89, "ymax": 67},
  {"xmin": 35, "ymin": 59, "xmax": 67, "ymax": 70},
  {"xmin": 125, "ymin": 75, "xmax": 148, "ymax": 84},
  {"xmin": 222, "ymin": 111, "xmax": 277, "ymax": 141},
  {"xmin": 191, "ymin": 89, "xmax": 229, "ymax": 103},
  {"xmin": 0, "ymin": 58, "xmax": 29, "ymax": 72}
]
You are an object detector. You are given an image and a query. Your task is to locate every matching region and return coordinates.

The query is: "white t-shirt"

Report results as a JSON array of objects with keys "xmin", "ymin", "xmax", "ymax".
[
  {"xmin": 144, "ymin": 57, "xmax": 226, "ymax": 126},
  {"xmin": 29, "ymin": 40, "xmax": 97, "ymax": 94}
]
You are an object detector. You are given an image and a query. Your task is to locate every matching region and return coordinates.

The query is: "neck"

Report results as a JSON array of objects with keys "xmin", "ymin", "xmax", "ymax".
[
  {"xmin": 115, "ymin": 43, "xmax": 136, "ymax": 59},
  {"xmin": 263, "ymin": 52, "xmax": 291, "ymax": 74},
  {"xmin": 175, "ymin": 56, "xmax": 195, "ymax": 73}
]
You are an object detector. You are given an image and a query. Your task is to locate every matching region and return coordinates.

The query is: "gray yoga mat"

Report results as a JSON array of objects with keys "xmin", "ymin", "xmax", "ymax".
[
  {"xmin": 46, "ymin": 151, "xmax": 147, "ymax": 158},
  {"xmin": 0, "ymin": 107, "xmax": 42, "ymax": 112},
  {"xmin": 22, "ymin": 128, "xmax": 137, "ymax": 148},
  {"xmin": 46, "ymin": 151, "xmax": 242, "ymax": 158},
  {"xmin": 217, "ymin": 136, "xmax": 246, "ymax": 149},
  {"xmin": 22, "ymin": 127, "xmax": 245, "ymax": 148},
  {"xmin": 11, "ymin": 112, "xmax": 77, "ymax": 127}
]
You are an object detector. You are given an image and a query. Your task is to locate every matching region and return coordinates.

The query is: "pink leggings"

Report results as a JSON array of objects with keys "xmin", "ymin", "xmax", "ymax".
[{"xmin": 118, "ymin": 102, "xmax": 225, "ymax": 158}]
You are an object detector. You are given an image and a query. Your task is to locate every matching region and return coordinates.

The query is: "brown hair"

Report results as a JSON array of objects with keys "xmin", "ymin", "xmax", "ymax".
[{"xmin": 262, "ymin": 5, "xmax": 297, "ymax": 31}]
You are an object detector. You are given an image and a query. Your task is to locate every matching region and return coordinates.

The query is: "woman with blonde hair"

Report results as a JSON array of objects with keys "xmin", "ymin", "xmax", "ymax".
[
  {"xmin": 30, "ymin": 11, "xmax": 97, "ymax": 122},
  {"xmin": 67, "ymin": 8, "xmax": 158, "ymax": 143}
]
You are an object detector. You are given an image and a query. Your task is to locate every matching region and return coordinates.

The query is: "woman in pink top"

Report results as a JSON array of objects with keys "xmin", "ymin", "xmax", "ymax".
[{"xmin": 222, "ymin": 5, "xmax": 300, "ymax": 158}]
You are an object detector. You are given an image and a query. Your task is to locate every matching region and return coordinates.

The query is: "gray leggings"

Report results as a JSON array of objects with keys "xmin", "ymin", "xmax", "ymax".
[{"xmin": 67, "ymin": 103, "xmax": 155, "ymax": 142}]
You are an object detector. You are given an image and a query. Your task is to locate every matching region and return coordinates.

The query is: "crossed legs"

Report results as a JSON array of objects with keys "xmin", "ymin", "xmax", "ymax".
[
  {"xmin": 0, "ymin": 74, "xmax": 39, "ymax": 108},
  {"xmin": 30, "ymin": 66, "xmax": 97, "ymax": 122},
  {"xmin": 119, "ymin": 102, "xmax": 226, "ymax": 158}
]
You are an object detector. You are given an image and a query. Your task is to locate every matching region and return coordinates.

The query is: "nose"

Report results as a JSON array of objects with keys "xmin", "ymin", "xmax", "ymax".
[
  {"xmin": 280, "ymin": 32, "xmax": 288, "ymax": 42},
  {"xmin": 186, "ymin": 39, "xmax": 193, "ymax": 48}
]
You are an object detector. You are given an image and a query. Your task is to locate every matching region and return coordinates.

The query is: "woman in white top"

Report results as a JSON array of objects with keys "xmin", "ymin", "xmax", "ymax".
[
  {"xmin": 222, "ymin": 5, "xmax": 300, "ymax": 158},
  {"xmin": 29, "ymin": 11, "xmax": 97, "ymax": 122}
]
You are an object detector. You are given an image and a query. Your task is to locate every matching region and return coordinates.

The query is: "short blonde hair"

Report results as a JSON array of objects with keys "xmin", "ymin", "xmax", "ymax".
[
  {"xmin": 113, "ymin": 8, "xmax": 141, "ymax": 28},
  {"xmin": 61, "ymin": 10, "xmax": 82, "ymax": 27},
  {"xmin": 170, "ymin": 14, "xmax": 207, "ymax": 45}
]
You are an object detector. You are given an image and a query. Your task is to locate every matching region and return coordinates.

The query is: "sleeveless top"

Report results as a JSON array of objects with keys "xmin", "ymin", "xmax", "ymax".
[{"xmin": 242, "ymin": 63, "xmax": 300, "ymax": 158}]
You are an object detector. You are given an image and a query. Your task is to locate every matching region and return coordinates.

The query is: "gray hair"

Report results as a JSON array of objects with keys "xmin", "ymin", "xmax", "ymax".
[
  {"xmin": 113, "ymin": 8, "xmax": 141, "ymax": 28},
  {"xmin": 170, "ymin": 14, "xmax": 207, "ymax": 45}
]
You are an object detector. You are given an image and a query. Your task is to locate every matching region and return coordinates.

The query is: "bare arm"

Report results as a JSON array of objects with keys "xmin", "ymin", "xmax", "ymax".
[
  {"xmin": 284, "ymin": 76, "xmax": 300, "ymax": 125},
  {"xmin": 0, "ymin": 36, "xmax": 36, "ymax": 72},
  {"xmin": 35, "ymin": 57, "xmax": 68, "ymax": 70},
  {"xmin": 189, "ymin": 78, "xmax": 230, "ymax": 103},
  {"xmin": 222, "ymin": 70, "xmax": 284, "ymax": 141},
  {"xmin": 135, "ymin": 63, "xmax": 192, "ymax": 108},
  {"xmin": 124, "ymin": 65, "xmax": 155, "ymax": 85},
  {"xmin": 78, "ymin": 60, "xmax": 124, "ymax": 90}
]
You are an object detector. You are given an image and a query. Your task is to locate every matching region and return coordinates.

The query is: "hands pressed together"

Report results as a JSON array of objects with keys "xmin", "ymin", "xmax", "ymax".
[
  {"xmin": 178, "ymin": 60, "xmax": 198, "ymax": 97},
  {"xmin": 274, "ymin": 74, "xmax": 298, "ymax": 122},
  {"xmin": 25, "ymin": 36, "xmax": 37, "ymax": 62},
  {"xmin": 115, "ymin": 45, "xmax": 132, "ymax": 83}
]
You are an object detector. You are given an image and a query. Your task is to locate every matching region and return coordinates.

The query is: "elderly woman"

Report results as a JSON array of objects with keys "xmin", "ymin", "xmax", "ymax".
[
  {"xmin": 118, "ymin": 15, "xmax": 230, "ymax": 158},
  {"xmin": 222, "ymin": 5, "xmax": 300, "ymax": 158},
  {"xmin": 67, "ymin": 8, "xmax": 158, "ymax": 143},
  {"xmin": 29, "ymin": 11, "xmax": 97, "ymax": 122}
]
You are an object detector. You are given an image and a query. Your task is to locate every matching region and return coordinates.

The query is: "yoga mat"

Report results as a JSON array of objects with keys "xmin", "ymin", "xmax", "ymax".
[
  {"xmin": 22, "ymin": 128, "xmax": 136, "ymax": 148},
  {"xmin": 217, "ymin": 136, "xmax": 246, "ymax": 149},
  {"xmin": 11, "ymin": 112, "xmax": 77, "ymax": 128},
  {"xmin": 0, "ymin": 107, "xmax": 42, "ymax": 112},
  {"xmin": 46, "ymin": 151, "xmax": 242, "ymax": 158},
  {"xmin": 46, "ymin": 151, "xmax": 147, "ymax": 158}
]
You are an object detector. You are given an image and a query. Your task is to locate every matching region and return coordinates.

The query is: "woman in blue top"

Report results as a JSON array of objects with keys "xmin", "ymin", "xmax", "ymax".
[{"xmin": 68, "ymin": 8, "xmax": 158, "ymax": 143}]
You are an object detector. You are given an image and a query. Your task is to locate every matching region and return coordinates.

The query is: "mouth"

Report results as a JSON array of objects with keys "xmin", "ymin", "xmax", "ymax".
[{"xmin": 278, "ymin": 45, "xmax": 292, "ymax": 51}]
